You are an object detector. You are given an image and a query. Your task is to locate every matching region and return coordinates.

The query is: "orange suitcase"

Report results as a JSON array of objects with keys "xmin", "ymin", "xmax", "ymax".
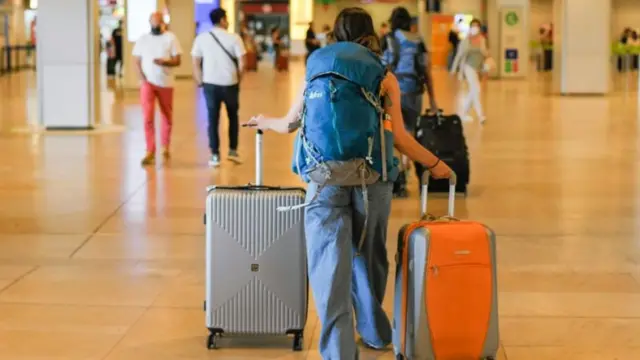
[
  {"xmin": 245, "ymin": 51, "xmax": 258, "ymax": 71},
  {"xmin": 276, "ymin": 51, "xmax": 289, "ymax": 72},
  {"xmin": 393, "ymin": 172, "xmax": 499, "ymax": 360}
]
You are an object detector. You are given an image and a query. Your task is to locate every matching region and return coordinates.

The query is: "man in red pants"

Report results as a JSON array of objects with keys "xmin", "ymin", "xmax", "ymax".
[{"xmin": 133, "ymin": 11, "xmax": 183, "ymax": 166}]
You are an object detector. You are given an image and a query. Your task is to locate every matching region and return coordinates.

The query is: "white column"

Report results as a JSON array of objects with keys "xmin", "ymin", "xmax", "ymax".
[
  {"xmin": 441, "ymin": 0, "xmax": 484, "ymax": 18},
  {"xmin": 166, "ymin": 0, "xmax": 195, "ymax": 78},
  {"xmin": 9, "ymin": 0, "xmax": 27, "ymax": 45},
  {"xmin": 486, "ymin": 0, "xmax": 530, "ymax": 79},
  {"xmin": 37, "ymin": 0, "xmax": 100, "ymax": 129},
  {"xmin": 553, "ymin": 0, "xmax": 611, "ymax": 95},
  {"xmin": 290, "ymin": 0, "xmax": 313, "ymax": 57}
]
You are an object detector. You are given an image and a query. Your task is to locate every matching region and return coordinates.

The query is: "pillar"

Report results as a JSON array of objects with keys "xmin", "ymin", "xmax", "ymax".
[
  {"xmin": 290, "ymin": 0, "xmax": 313, "ymax": 57},
  {"xmin": 486, "ymin": 0, "xmax": 530, "ymax": 79},
  {"xmin": 166, "ymin": 0, "xmax": 195, "ymax": 78},
  {"xmin": 9, "ymin": 0, "xmax": 27, "ymax": 45},
  {"xmin": 36, "ymin": 0, "xmax": 100, "ymax": 129},
  {"xmin": 552, "ymin": 0, "xmax": 611, "ymax": 95}
]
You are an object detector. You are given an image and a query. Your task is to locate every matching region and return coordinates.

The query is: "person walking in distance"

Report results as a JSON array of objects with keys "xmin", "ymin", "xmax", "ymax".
[
  {"xmin": 133, "ymin": 12, "xmax": 183, "ymax": 166},
  {"xmin": 450, "ymin": 18, "xmax": 491, "ymax": 124},
  {"xmin": 381, "ymin": 6, "xmax": 439, "ymax": 197},
  {"xmin": 191, "ymin": 8, "xmax": 246, "ymax": 167}
]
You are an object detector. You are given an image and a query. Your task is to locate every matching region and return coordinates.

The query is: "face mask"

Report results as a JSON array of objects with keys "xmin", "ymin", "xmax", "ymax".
[
  {"xmin": 151, "ymin": 26, "xmax": 162, "ymax": 35},
  {"xmin": 469, "ymin": 26, "xmax": 480, "ymax": 36}
]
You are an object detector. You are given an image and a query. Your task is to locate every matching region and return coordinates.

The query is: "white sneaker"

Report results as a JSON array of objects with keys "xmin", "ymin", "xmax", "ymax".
[
  {"xmin": 228, "ymin": 150, "xmax": 243, "ymax": 164},
  {"xmin": 208, "ymin": 154, "xmax": 221, "ymax": 167}
]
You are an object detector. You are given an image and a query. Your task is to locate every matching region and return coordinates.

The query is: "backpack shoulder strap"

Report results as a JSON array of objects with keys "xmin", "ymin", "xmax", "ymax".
[{"xmin": 385, "ymin": 32, "xmax": 401, "ymax": 70}]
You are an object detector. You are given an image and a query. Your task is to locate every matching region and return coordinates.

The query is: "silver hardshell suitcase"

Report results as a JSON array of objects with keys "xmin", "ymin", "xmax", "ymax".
[{"xmin": 204, "ymin": 130, "xmax": 308, "ymax": 351}]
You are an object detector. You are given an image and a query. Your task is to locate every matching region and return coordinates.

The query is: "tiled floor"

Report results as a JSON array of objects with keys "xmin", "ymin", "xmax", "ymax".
[{"xmin": 0, "ymin": 61, "xmax": 639, "ymax": 359}]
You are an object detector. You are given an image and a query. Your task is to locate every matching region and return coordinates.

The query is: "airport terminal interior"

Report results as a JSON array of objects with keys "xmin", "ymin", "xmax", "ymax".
[{"xmin": 1, "ymin": 0, "xmax": 640, "ymax": 359}]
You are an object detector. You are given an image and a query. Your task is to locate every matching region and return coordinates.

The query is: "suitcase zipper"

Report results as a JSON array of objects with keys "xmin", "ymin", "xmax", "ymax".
[{"xmin": 429, "ymin": 263, "xmax": 489, "ymax": 277}]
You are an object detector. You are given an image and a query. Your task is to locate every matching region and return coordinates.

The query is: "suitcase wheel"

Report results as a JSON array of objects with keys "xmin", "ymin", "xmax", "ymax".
[
  {"xmin": 206, "ymin": 333, "xmax": 217, "ymax": 350},
  {"xmin": 292, "ymin": 331, "xmax": 304, "ymax": 351},
  {"xmin": 206, "ymin": 329, "xmax": 222, "ymax": 350}
]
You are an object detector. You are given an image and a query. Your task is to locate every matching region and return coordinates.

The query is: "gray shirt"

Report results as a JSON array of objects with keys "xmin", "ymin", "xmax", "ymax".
[{"xmin": 451, "ymin": 36, "xmax": 488, "ymax": 73}]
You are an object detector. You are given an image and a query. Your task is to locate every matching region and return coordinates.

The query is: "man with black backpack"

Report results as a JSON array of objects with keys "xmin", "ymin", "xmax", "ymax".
[{"xmin": 382, "ymin": 7, "xmax": 439, "ymax": 197}]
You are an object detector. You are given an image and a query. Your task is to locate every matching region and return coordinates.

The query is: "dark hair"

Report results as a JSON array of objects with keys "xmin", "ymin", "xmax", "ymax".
[
  {"xmin": 209, "ymin": 8, "xmax": 226, "ymax": 25},
  {"xmin": 330, "ymin": 7, "xmax": 381, "ymax": 54},
  {"xmin": 470, "ymin": 18, "xmax": 482, "ymax": 27},
  {"xmin": 390, "ymin": 7, "xmax": 412, "ymax": 32}
]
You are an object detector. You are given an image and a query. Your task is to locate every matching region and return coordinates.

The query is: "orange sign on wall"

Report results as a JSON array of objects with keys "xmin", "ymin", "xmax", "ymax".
[{"xmin": 430, "ymin": 14, "xmax": 454, "ymax": 68}]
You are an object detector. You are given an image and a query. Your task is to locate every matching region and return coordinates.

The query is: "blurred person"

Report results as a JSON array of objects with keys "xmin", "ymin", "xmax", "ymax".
[
  {"xmin": 133, "ymin": 12, "xmax": 183, "ymax": 166},
  {"xmin": 191, "ymin": 8, "xmax": 247, "ymax": 167},
  {"xmin": 245, "ymin": 7, "xmax": 452, "ymax": 358},
  {"xmin": 451, "ymin": 18, "xmax": 491, "ymax": 124},
  {"xmin": 379, "ymin": 22, "xmax": 389, "ymax": 38},
  {"xmin": 305, "ymin": 22, "xmax": 321, "ymax": 64},
  {"xmin": 382, "ymin": 6, "xmax": 438, "ymax": 197},
  {"xmin": 409, "ymin": 16, "xmax": 418, "ymax": 33},
  {"xmin": 317, "ymin": 24, "xmax": 331, "ymax": 47},
  {"xmin": 112, "ymin": 20, "xmax": 124, "ymax": 77},
  {"xmin": 241, "ymin": 21, "xmax": 259, "ymax": 71}
]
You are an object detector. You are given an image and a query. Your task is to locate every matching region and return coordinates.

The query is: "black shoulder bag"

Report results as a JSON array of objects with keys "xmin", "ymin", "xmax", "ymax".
[{"xmin": 209, "ymin": 31, "xmax": 240, "ymax": 79}]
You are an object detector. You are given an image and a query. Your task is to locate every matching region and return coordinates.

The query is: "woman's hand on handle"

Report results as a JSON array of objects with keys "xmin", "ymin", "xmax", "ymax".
[
  {"xmin": 243, "ymin": 115, "xmax": 296, "ymax": 134},
  {"xmin": 429, "ymin": 160, "xmax": 453, "ymax": 179},
  {"xmin": 243, "ymin": 114, "xmax": 271, "ymax": 131}
]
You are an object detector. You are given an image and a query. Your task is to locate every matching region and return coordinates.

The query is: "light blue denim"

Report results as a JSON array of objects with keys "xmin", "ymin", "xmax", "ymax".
[{"xmin": 304, "ymin": 180, "xmax": 393, "ymax": 360}]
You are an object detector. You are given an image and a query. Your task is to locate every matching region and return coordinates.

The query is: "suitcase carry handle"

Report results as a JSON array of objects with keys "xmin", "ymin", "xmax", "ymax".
[
  {"xmin": 255, "ymin": 130, "xmax": 263, "ymax": 186},
  {"xmin": 420, "ymin": 170, "xmax": 457, "ymax": 218}
]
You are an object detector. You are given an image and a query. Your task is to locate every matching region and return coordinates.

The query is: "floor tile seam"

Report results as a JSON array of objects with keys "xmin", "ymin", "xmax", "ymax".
[
  {"xmin": 0, "ymin": 301, "xmax": 148, "ymax": 310},
  {"xmin": 68, "ymin": 180, "xmax": 150, "ymax": 259},
  {"xmin": 0, "ymin": 266, "xmax": 39, "ymax": 295},
  {"xmin": 99, "ymin": 303, "xmax": 152, "ymax": 360}
]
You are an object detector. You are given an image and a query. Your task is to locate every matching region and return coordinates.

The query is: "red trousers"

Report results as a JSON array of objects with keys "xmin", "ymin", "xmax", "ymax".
[{"xmin": 140, "ymin": 82, "xmax": 174, "ymax": 153}]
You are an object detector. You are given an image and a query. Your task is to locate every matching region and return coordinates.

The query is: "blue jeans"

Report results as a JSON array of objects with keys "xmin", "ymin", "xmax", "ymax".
[{"xmin": 304, "ymin": 181, "xmax": 393, "ymax": 359}]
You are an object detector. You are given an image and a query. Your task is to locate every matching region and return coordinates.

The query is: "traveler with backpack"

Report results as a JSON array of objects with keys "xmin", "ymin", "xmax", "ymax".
[
  {"xmin": 382, "ymin": 7, "xmax": 439, "ymax": 197},
  {"xmin": 244, "ymin": 7, "xmax": 452, "ymax": 359}
]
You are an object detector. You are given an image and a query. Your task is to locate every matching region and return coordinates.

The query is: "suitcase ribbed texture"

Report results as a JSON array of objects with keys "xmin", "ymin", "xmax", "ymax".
[
  {"xmin": 210, "ymin": 190, "xmax": 303, "ymax": 259},
  {"xmin": 207, "ymin": 188, "xmax": 306, "ymax": 335},
  {"xmin": 212, "ymin": 277, "xmax": 299, "ymax": 334}
]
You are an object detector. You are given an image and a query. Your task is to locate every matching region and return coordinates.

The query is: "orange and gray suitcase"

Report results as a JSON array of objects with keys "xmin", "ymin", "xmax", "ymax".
[
  {"xmin": 393, "ymin": 172, "xmax": 499, "ymax": 360},
  {"xmin": 204, "ymin": 130, "xmax": 308, "ymax": 351}
]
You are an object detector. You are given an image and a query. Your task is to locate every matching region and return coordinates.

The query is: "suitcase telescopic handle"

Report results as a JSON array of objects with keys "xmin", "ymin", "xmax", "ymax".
[
  {"xmin": 255, "ymin": 130, "xmax": 263, "ymax": 186},
  {"xmin": 420, "ymin": 170, "xmax": 457, "ymax": 218}
]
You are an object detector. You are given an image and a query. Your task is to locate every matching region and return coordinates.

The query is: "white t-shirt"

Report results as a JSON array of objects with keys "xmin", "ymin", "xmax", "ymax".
[
  {"xmin": 191, "ymin": 27, "xmax": 246, "ymax": 86},
  {"xmin": 132, "ymin": 31, "xmax": 183, "ymax": 88}
]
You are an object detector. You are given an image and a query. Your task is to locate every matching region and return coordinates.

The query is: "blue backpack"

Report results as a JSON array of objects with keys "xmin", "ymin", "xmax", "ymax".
[
  {"xmin": 382, "ymin": 30, "xmax": 428, "ymax": 95},
  {"xmin": 280, "ymin": 42, "xmax": 398, "ymax": 251}
]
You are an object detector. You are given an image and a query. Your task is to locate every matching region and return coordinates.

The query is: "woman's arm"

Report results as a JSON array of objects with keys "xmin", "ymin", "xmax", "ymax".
[
  {"xmin": 450, "ymin": 38, "xmax": 466, "ymax": 74},
  {"xmin": 383, "ymin": 73, "xmax": 451, "ymax": 178},
  {"xmin": 481, "ymin": 37, "xmax": 491, "ymax": 57},
  {"xmin": 244, "ymin": 81, "xmax": 305, "ymax": 133}
]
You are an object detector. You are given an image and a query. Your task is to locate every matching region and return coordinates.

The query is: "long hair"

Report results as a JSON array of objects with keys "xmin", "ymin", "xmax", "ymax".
[
  {"xmin": 389, "ymin": 7, "xmax": 411, "ymax": 32},
  {"xmin": 326, "ymin": 7, "xmax": 381, "ymax": 54}
]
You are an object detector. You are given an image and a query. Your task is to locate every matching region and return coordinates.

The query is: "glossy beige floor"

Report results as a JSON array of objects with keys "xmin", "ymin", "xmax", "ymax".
[{"xmin": 1, "ymin": 62, "xmax": 640, "ymax": 360}]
